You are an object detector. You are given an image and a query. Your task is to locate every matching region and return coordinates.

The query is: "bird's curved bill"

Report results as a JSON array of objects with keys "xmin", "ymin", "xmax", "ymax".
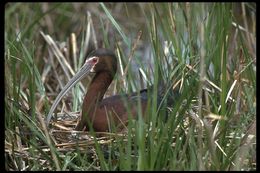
[{"xmin": 46, "ymin": 60, "xmax": 94, "ymax": 125}]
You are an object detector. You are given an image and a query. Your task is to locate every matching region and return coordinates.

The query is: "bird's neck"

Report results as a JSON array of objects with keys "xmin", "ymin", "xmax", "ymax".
[{"xmin": 82, "ymin": 71, "xmax": 113, "ymax": 114}]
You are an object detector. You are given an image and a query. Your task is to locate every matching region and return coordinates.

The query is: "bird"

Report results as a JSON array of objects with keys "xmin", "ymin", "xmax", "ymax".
[{"xmin": 46, "ymin": 48, "xmax": 177, "ymax": 132}]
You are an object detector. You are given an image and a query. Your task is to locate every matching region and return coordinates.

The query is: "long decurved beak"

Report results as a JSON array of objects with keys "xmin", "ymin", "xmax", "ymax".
[{"xmin": 46, "ymin": 60, "xmax": 94, "ymax": 125}]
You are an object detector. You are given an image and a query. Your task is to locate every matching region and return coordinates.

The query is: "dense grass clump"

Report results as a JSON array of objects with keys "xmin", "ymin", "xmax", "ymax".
[{"xmin": 5, "ymin": 3, "xmax": 256, "ymax": 171}]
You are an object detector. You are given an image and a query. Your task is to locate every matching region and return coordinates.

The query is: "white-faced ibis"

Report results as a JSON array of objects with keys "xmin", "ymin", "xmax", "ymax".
[{"xmin": 47, "ymin": 48, "xmax": 176, "ymax": 132}]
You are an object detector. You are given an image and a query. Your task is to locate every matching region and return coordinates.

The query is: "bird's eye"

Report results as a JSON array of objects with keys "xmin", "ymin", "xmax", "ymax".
[
  {"xmin": 86, "ymin": 57, "xmax": 98, "ymax": 65},
  {"xmin": 91, "ymin": 57, "xmax": 98, "ymax": 64}
]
